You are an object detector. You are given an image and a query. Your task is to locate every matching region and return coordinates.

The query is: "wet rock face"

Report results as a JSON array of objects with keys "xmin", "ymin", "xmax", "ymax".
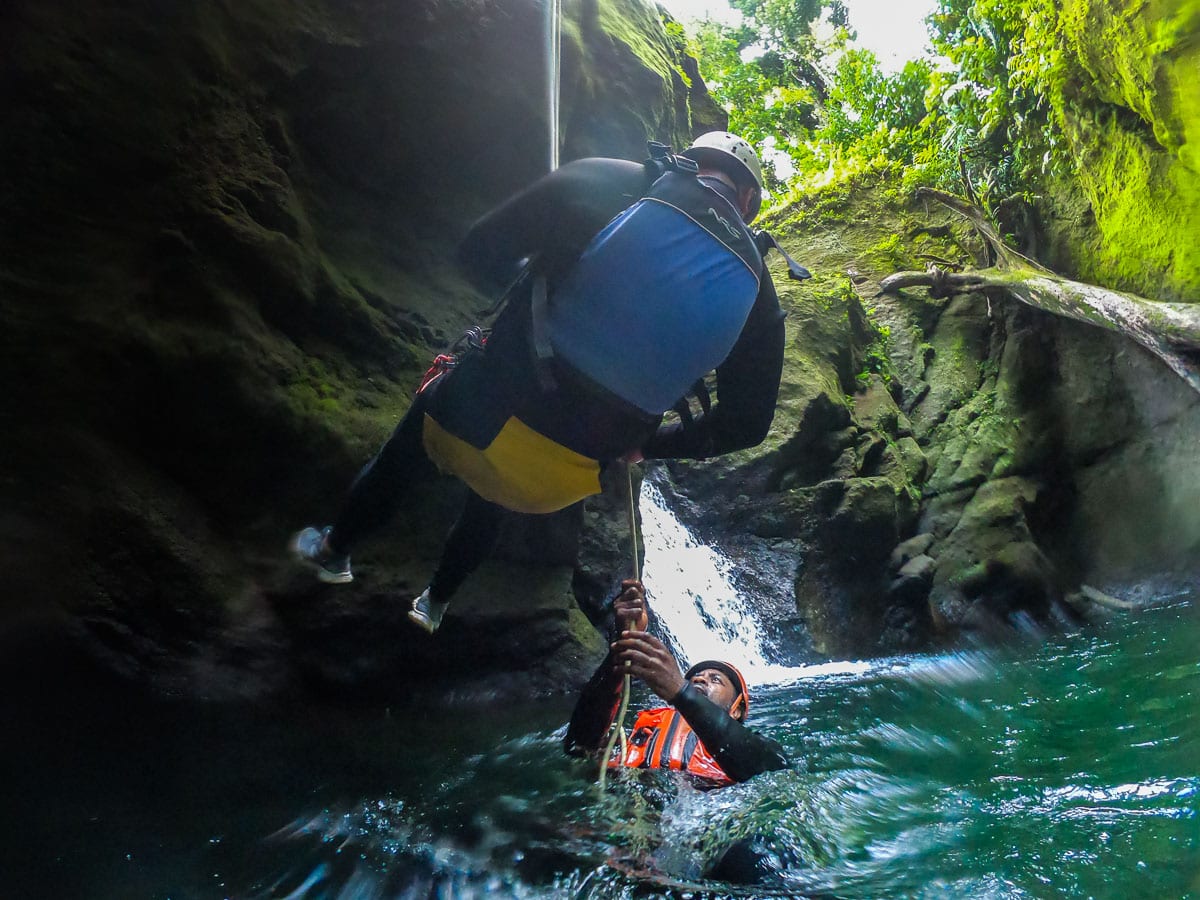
[
  {"xmin": 660, "ymin": 167, "xmax": 1197, "ymax": 659},
  {"xmin": 6, "ymin": 0, "xmax": 1195, "ymax": 694},
  {"xmin": 1, "ymin": 0, "xmax": 719, "ymax": 701},
  {"xmin": 1048, "ymin": 0, "xmax": 1200, "ymax": 301}
]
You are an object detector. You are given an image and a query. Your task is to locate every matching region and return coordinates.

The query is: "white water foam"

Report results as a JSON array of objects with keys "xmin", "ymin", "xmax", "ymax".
[{"xmin": 639, "ymin": 480, "xmax": 870, "ymax": 688}]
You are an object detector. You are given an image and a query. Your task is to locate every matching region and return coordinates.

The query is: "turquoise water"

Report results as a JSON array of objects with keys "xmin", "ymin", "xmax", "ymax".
[{"xmin": 3, "ymin": 594, "xmax": 1197, "ymax": 899}]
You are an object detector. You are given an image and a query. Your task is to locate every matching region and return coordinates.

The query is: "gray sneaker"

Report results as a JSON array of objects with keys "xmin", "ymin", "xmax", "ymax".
[
  {"xmin": 290, "ymin": 526, "xmax": 353, "ymax": 584},
  {"xmin": 407, "ymin": 588, "xmax": 449, "ymax": 634}
]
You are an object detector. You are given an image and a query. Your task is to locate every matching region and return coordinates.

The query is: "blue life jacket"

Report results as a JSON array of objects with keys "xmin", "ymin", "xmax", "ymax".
[{"xmin": 544, "ymin": 170, "xmax": 763, "ymax": 416}]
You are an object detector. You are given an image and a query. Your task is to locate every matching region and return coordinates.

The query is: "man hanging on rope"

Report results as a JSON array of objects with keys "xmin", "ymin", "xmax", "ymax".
[
  {"xmin": 290, "ymin": 133, "xmax": 808, "ymax": 634},
  {"xmin": 564, "ymin": 580, "xmax": 789, "ymax": 786}
]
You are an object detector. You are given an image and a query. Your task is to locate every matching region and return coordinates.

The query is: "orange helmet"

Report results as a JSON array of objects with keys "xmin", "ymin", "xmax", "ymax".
[{"xmin": 684, "ymin": 660, "xmax": 750, "ymax": 720}]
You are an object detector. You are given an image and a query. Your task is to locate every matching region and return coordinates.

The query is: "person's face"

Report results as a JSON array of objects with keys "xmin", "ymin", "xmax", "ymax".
[{"xmin": 689, "ymin": 667, "xmax": 742, "ymax": 719}]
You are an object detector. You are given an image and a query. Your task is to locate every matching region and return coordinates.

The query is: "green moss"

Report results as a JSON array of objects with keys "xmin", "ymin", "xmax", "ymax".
[
  {"xmin": 868, "ymin": 232, "xmax": 907, "ymax": 270},
  {"xmin": 597, "ymin": 0, "xmax": 675, "ymax": 75},
  {"xmin": 1048, "ymin": 0, "xmax": 1200, "ymax": 300},
  {"xmin": 561, "ymin": 0, "xmax": 708, "ymax": 151},
  {"xmin": 856, "ymin": 322, "xmax": 896, "ymax": 388},
  {"xmin": 771, "ymin": 176, "xmax": 860, "ymax": 231},
  {"xmin": 565, "ymin": 606, "xmax": 607, "ymax": 656},
  {"xmin": 802, "ymin": 272, "xmax": 856, "ymax": 314},
  {"xmin": 949, "ymin": 334, "xmax": 969, "ymax": 368}
]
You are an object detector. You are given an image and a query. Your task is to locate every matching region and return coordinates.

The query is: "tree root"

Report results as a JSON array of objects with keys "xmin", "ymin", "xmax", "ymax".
[
  {"xmin": 1077, "ymin": 584, "xmax": 1139, "ymax": 611},
  {"xmin": 881, "ymin": 188, "xmax": 1200, "ymax": 394}
]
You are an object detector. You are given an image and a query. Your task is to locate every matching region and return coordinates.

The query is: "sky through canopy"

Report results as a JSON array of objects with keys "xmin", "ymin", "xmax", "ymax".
[{"xmin": 658, "ymin": 0, "xmax": 937, "ymax": 73}]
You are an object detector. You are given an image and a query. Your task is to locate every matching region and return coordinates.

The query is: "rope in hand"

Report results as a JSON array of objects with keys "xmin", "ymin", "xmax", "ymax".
[
  {"xmin": 541, "ymin": 0, "xmax": 635, "ymax": 791},
  {"xmin": 597, "ymin": 461, "xmax": 641, "ymax": 791}
]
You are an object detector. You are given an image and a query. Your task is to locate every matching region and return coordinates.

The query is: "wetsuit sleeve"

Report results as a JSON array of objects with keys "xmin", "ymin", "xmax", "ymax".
[
  {"xmin": 671, "ymin": 683, "xmax": 790, "ymax": 782},
  {"xmin": 563, "ymin": 651, "xmax": 624, "ymax": 757},
  {"xmin": 457, "ymin": 158, "xmax": 648, "ymax": 295},
  {"xmin": 641, "ymin": 270, "xmax": 785, "ymax": 460}
]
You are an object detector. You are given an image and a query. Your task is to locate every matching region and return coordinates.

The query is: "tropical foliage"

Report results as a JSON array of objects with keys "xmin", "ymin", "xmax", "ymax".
[
  {"xmin": 689, "ymin": 0, "xmax": 830, "ymax": 188},
  {"xmin": 681, "ymin": 0, "xmax": 1072, "ymax": 204}
]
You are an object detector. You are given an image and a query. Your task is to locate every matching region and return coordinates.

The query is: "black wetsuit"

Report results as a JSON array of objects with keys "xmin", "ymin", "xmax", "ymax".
[
  {"xmin": 328, "ymin": 158, "xmax": 785, "ymax": 599},
  {"xmin": 458, "ymin": 158, "xmax": 786, "ymax": 460},
  {"xmin": 563, "ymin": 648, "xmax": 789, "ymax": 784}
]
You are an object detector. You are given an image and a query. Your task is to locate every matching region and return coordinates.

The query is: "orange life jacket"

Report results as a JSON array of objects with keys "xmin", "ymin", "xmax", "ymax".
[{"xmin": 612, "ymin": 707, "xmax": 733, "ymax": 786}]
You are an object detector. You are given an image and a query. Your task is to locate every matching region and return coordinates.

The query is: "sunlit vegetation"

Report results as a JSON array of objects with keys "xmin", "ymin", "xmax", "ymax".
[{"xmin": 683, "ymin": 0, "xmax": 1071, "ymax": 208}]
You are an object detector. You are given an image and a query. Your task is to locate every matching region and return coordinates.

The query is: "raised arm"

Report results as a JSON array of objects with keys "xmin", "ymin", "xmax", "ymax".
[
  {"xmin": 611, "ymin": 629, "xmax": 790, "ymax": 782},
  {"xmin": 671, "ymin": 682, "xmax": 790, "ymax": 782},
  {"xmin": 457, "ymin": 158, "xmax": 649, "ymax": 295},
  {"xmin": 562, "ymin": 579, "xmax": 648, "ymax": 756}
]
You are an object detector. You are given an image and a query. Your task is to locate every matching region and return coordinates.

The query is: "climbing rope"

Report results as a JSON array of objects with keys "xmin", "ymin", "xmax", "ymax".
[
  {"xmin": 540, "ymin": 0, "xmax": 639, "ymax": 791},
  {"xmin": 546, "ymin": 0, "xmax": 562, "ymax": 172},
  {"xmin": 597, "ymin": 461, "xmax": 641, "ymax": 790}
]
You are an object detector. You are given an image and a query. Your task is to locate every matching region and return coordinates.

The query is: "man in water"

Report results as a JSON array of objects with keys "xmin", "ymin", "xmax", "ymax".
[
  {"xmin": 291, "ymin": 133, "xmax": 804, "ymax": 635},
  {"xmin": 564, "ymin": 580, "xmax": 791, "ymax": 884},
  {"xmin": 564, "ymin": 580, "xmax": 788, "ymax": 784}
]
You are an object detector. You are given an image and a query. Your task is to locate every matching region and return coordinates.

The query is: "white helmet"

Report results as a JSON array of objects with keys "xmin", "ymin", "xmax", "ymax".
[{"xmin": 682, "ymin": 131, "xmax": 764, "ymax": 221}]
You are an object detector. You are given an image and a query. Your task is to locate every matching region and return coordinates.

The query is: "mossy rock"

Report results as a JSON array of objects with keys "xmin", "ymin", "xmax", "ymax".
[{"xmin": 1046, "ymin": 0, "xmax": 1200, "ymax": 299}]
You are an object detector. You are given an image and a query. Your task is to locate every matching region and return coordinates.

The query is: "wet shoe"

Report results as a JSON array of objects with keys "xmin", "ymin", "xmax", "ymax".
[
  {"xmin": 407, "ymin": 588, "xmax": 449, "ymax": 634},
  {"xmin": 290, "ymin": 526, "xmax": 353, "ymax": 584}
]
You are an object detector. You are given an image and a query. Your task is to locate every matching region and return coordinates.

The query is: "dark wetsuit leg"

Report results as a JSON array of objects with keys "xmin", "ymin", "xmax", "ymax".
[
  {"xmin": 328, "ymin": 371, "xmax": 502, "ymax": 601},
  {"xmin": 427, "ymin": 489, "xmax": 504, "ymax": 601},
  {"xmin": 329, "ymin": 391, "xmax": 435, "ymax": 553}
]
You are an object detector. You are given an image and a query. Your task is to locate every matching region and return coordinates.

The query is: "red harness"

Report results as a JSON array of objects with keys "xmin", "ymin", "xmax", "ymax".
[{"xmin": 613, "ymin": 707, "xmax": 733, "ymax": 786}]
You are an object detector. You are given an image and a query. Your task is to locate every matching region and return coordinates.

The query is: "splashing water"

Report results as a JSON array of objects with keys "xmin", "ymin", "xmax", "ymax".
[{"xmin": 3, "ymin": 484, "xmax": 1197, "ymax": 898}]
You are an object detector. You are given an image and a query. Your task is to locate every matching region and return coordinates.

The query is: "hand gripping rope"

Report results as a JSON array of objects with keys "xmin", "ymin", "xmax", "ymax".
[
  {"xmin": 541, "ymin": 0, "xmax": 637, "ymax": 792},
  {"xmin": 597, "ymin": 461, "xmax": 641, "ymax": 791}
]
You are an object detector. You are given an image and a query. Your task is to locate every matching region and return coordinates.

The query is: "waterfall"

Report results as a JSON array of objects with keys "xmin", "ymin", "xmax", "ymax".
[{"xmin": 639, "ymin": 478, "xmax": 868, "ymax": 687}]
